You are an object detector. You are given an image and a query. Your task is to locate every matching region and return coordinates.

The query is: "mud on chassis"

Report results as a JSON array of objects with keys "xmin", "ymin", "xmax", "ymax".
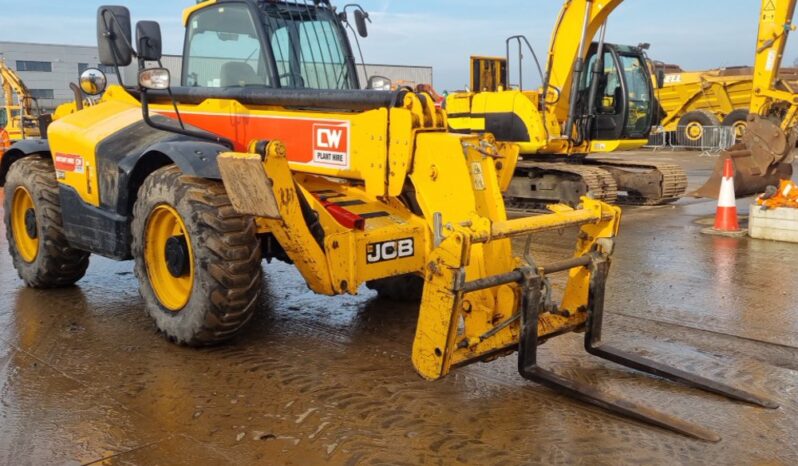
[{"xmin": 1, "ymin": 0, "xmax": 778, "ymax": 442}]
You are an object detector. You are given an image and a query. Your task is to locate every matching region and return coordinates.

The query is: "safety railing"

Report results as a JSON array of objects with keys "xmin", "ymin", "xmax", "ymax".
[{"xmin": 645, "ymin": 125, "xmax": 736, "ymax": 155}]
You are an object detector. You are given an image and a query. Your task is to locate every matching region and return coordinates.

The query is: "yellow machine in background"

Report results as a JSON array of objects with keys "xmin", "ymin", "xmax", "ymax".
[
  {"xmin": 0, "ymin": 0, "xmax": 779, "ymax": 441},
  {"xmin": 448, "ymin": 0, "xmax": 798, "ymax": 207},
  {"xmin": 448, "ymin": 10, "xmax": 687, "ymax": 208},
  {"xmin": 469, "ymin": 56, "xmax": 507, "ymax": 92},
  {"xmin": 0, "ymin": 58, "xmax": 44, "ymax": 147},
  {"xmin": 653, "ymin": 65, "xmax": 798, "ymax": 142}
]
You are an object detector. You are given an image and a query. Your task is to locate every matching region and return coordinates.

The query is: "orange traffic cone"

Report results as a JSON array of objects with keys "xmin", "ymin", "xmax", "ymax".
[{"xmin": 702, "ymin": 158, "xmax": 747, "ymax": 237}]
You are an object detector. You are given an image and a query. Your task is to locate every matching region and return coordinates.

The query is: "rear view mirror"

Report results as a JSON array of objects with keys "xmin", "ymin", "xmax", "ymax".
[
  {"xmin": 97, "ymin": 6, "xmax": 133, "ymax": 66},
  {"xmin": 136, "ymin": 21, "xmax": 163, "ymax": 61},
  {"xmin": 79, "ymin": 68, "xmax": 108, "ymax": 96},
  {"xmin": 354, "ymin": 10, "xmax": 368, "ymax": 38},
  {"xmin": 656, "ymin": 70, "xmax": 665, "ymax": 89}
]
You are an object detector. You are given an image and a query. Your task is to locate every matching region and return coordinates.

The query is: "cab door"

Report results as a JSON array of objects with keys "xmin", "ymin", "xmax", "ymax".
[{"xmin": 582, "ymin": 47, "xmax": 628, "ymax": 141}]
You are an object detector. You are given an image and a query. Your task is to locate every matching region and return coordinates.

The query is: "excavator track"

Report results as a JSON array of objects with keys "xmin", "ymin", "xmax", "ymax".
[
  {"xmin": 587, "ymin": 158, "xmax": 688, "ymax": 206},
  {"xmin": 506, "ymin": 161, "xmax": 618, "ymax": 213}
]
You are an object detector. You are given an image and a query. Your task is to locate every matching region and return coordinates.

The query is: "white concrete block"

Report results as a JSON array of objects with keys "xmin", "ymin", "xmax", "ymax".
[{"xmin": 749, "ymin": 204, "xmax": 798, "ymax": 243}]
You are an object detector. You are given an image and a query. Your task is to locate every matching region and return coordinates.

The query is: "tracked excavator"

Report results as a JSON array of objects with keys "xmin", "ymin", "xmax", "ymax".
[
  {"xmin": 0, "ymin": 0, "xmax": 780, "ymax": 441},
  {"xmin": 0, "ymin": 59, "xmax": 45, "ymax": 150},
  {"xmin": 447, "ymin": 12, "xmax": 686, "ymax": 209},
  {"xmin": 448, "ymin": 0, "xmax": 796, "ymax": 208}
]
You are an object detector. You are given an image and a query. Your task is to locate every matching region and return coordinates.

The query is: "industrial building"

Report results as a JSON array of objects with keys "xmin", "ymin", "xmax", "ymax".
[{"xmin": 0, "ymin": 40, "xmax": 433, "ymax": 111}]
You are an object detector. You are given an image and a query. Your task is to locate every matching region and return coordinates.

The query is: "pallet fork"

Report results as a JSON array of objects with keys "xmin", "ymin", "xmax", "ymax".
[{"xmin": 501, "ymin": 254, "xmax": 778, "ymax": 442}]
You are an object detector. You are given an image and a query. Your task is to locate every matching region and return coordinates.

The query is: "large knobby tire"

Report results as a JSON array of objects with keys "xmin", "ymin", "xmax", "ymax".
[
  {"xmin": 367, "ymin": 274, "xmax": 424, "ymax": 302},
  {"xmin": 131, "ymin": 166, "xmax": 262, "ymax": 346},
  {"xmin": 721, "ymin": 109, "xmax": 750, "ymax": 141},
  {"xmin": 3, "ymin": 156, "xmax": 89, "ymax": 287},
  {"xmin": 678, "ymin": 110, "xmax": 721, "ymax": 142}
]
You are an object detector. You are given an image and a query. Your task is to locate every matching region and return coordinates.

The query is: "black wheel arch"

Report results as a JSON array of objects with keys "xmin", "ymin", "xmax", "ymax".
[
  {"xmin": 116, "ymin": 139, "xmax": 228, "ymax": 217},
  {"xmin": 0, "ymin": 139, "xmax": 51, "ymax": 186}
]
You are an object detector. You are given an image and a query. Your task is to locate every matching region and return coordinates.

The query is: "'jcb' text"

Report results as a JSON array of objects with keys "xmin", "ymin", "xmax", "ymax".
[{"xmin": 366, "ymin": 239, "xmax": 414, "ymax": 264}]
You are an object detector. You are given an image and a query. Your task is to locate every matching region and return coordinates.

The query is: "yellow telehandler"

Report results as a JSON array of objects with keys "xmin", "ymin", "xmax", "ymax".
[{"xmin": 0, "ymin": 0, "xmax": 777, "ymax": 441}]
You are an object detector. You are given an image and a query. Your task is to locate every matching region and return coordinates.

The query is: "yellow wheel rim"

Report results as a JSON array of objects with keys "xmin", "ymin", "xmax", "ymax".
[
  {"xmin": 144, "ymin": 204, "xmax": 194, "ymax": 311},
  {"xmin": 11, "ymin": 186, "xmax": 39, "ymax": 263},
  {"xmin": 732, "ymin": 120, "xmax": 747, "ymax": 139},
  {"xmin": 685, "ymin": 122, "xmax": 704, "ymax": 141}
]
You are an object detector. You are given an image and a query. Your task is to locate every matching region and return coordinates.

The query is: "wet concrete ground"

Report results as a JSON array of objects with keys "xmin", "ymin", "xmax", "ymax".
[{"xmin": 1, "ymin": 150, "xmax": 797, "ymax": 465}]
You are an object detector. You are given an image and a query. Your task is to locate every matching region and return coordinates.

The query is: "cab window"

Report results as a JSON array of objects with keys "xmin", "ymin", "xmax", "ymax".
[
  {"xmin": 184, "ymin": 5, "xmax": 272, "ymax": 88},
  {"xmin": 582, "ymin": 52, "xmax": 622, "ymax": 115},
  {"xmin": 619, "ymin": 54, "xmax": 652, "ymax": 134},
  {"xmin": 265, "ymin": 11, "xmax": 353, "ymax": 89}
]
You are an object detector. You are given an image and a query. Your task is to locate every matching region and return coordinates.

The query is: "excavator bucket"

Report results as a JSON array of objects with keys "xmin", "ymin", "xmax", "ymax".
[{"xmin": 693, "ymin": 116, "xmax": 795, "ymax": 198}]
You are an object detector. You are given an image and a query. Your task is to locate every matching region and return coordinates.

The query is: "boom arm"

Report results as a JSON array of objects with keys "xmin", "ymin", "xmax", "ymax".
[
  {"xmin": 750, "ymin": 0, "xmax": 798, "ymax": 121},
  {"xmin": 545, "ymin": 0, "xmax": 625, "ymax": 121},
  {"xmin": 547, "ymin": 0, "xmax": 798, "ymax": 129}
]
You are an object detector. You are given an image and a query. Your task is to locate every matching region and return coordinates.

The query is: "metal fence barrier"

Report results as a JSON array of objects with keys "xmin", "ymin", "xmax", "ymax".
[{"xmin": 645, "ymin": 126, "xmax": 736, "ymax": 155}]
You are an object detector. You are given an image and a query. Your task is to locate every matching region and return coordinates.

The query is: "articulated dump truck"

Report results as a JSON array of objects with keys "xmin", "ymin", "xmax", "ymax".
[
  {"xmin": 654, "ymin": 65, "xmax": 798, "ymax": 142},
  {"xmin": 0, "ymin": 0, "xmax": 777, "ymax": 441}
]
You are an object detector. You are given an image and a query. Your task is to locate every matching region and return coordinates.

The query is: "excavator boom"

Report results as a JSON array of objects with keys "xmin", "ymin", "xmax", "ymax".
[{"xmin": 694, "ymin": 0, "xmax": 798, "ymax": 197}]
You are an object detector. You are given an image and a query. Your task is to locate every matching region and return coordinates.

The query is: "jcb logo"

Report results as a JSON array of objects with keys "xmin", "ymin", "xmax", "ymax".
[
  {"xmin": 367, "ymin": 238, "xmax": 414, "ymax": 264},
  {"xmin": 312, "ymin": 122, "xmax": 349, "ymax": 167}
]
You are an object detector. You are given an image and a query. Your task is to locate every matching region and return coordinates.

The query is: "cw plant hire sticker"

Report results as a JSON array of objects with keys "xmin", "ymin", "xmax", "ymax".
[{"xmin": 54, "ymin": 153, "xmax": 85, "ymax": 174}]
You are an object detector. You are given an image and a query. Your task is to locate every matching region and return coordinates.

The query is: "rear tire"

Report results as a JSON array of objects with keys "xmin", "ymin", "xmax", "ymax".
[
  {"xmin": 678, "ymin": 110, "xmax": 720, "ymax": 142},
  {"xmin": 131, "ymin": 166, "xmax": 262, "ymax": 346},
  {"xmin": 721, "ymin": 109, "xmax": 749, "ymax": 141},
  {"xmin": 367, "ymin": 274, "xmax": 424, "ymax": 302},
  {"xmin": 3, "ymin": 157, "xmax": 89, "ymax": 287}
]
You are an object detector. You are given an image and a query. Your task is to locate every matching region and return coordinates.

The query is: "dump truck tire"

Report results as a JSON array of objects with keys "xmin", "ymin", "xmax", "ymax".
[
  {"xmin": 722, "ymin": 109, "xmax": 750, "ymax": 140},
  {"xmin": 3, "ymin": 157, "xmax": 90, "ymax": 288},
  {"xmin": 367, "ymin": 274, "xmax": 424, "ymax": 302},
  {"xmin": 678, "ymin": 110, "xmax": 720, "ymax": 142},
  {"xmin": 131, "ymin": 165, "xmax": 262, "ymax": 346}
]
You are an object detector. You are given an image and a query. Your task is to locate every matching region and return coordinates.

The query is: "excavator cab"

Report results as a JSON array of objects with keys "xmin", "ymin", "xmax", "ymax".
[{"xmin": 575, "ymin": 43, "xmax": 654, "ymax": 142}]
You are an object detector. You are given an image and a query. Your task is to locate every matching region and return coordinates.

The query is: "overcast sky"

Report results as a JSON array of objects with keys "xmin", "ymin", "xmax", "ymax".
[{"xmin": 1, "ymin": 1, "xmax": 796, "ymax": 91}]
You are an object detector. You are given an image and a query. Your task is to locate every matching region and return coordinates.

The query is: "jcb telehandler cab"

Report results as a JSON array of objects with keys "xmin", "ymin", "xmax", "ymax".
[{"xmin": 0, "ymin": 0, "xmax": 776, "ymax": 441}]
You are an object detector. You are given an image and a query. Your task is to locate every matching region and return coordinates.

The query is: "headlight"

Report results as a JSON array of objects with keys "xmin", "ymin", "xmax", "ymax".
[
  {"xmin": 367, "ymin": 75, "xmax": 392, "ymax": 91},
  {"xmin": 139, "ymin": 68, "xmax": 171, "ymax": 90}
]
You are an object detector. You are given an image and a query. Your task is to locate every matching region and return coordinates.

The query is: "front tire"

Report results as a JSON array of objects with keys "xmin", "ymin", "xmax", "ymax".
[
  {"xmin": 3, "ymin": 157, "xmax": 89, "ymax": 287},
  {"xmin": 131, "ymin": 166, "xmax": 262, "ymax": 346}
]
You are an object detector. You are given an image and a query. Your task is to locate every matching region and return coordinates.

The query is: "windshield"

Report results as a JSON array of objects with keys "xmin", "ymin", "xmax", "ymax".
[
  {"xmin": 261, "ymin": 3, "xmax": 356, "ymax": 90},
  {"xmin": 619, "ymin": 54, "xmax": 652, "ymax": 135},
  {"xmin": 184, "ymin": 4, "xmax": 271, "ymax": 88},
  {"xmin": 183, "ymin": 3, "xmax": 355, "ymax": 90}
]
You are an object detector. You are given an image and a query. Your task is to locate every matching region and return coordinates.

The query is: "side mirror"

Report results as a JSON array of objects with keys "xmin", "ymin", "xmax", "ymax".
[
  {"xmin": 97, "ymin": 6, "xmax": 133, "ymax": 66},
  {"xmin": 139, "ymin": 68, "xmax": 171, "ymax": 90},
  {"xmin": 136, "ymin": 21, "xmax": 162, "ymax": 62},
  {"xmin": 655, "ymin": 70, "xmax": 665, "ymax": 89},
  {"xmin": 367, "ymin": 75, "xmax": 391, "ymax": 91},
  {"xmin": 354, "ymin": 10, "xmax": 369, "ymax": 38},
  {"xmin": 79, "ymin": 68, "xmax": 108, "ymax": 96}
]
